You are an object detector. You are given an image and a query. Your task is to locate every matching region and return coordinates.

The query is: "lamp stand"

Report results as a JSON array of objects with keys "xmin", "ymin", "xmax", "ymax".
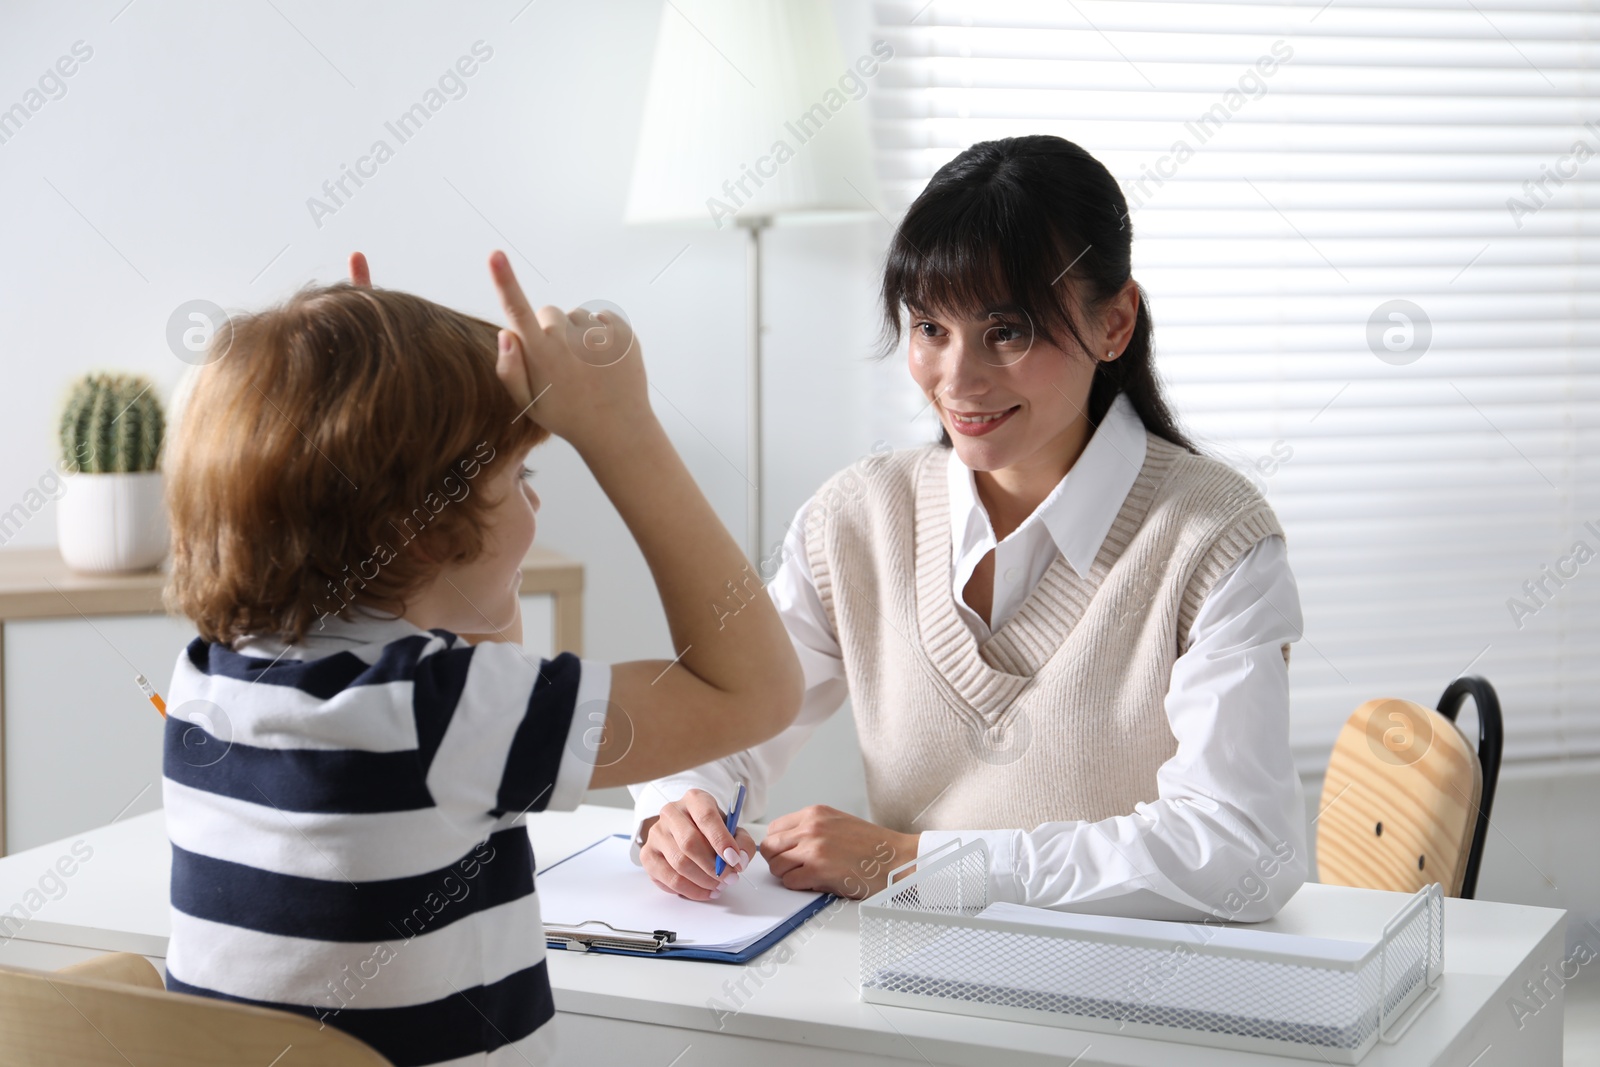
[{"xmin": 741, "ymin": 216, "xmax": 770, "ymax": 568}]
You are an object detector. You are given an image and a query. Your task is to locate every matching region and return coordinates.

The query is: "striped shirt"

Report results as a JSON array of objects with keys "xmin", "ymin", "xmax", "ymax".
[{"xmin": 161, "ymin": 611, "xmax": 608, "ymax": 1067}]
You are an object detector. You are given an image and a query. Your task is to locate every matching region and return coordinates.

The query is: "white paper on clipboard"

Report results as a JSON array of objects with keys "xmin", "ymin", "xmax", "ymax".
[{"xmin": 537, "ymin": 834, "xmax": 826, "ymax": 953}]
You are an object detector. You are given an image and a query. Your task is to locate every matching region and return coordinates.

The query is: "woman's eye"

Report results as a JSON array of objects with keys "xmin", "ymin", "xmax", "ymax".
[
  {"xmin": 989, "ymin": 323, "xmax": 1025, "ymax": 344},
  {"xmin": 916, "ymin": 321, "xmax": 941, "ymax": 338},
  {"xmin": 520, "ymin": 466, "xmax": 536, "ymax": 482}
]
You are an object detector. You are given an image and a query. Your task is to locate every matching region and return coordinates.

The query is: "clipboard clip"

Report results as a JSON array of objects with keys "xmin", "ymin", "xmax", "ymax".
[{"xmin": 545, "ymin": 919, "xmax": 679, "ymax": 954}]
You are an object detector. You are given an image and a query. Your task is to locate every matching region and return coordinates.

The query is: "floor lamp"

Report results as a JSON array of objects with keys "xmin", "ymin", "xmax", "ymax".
[{"xmin": 624, "ymin": 0, "xmax": 881, "ymax": 565}]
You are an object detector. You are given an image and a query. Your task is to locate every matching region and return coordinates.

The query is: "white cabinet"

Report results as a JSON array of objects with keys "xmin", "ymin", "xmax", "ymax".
[{"xmin": 3, "ymin": 614, "xmax": 193, "ymax": 853}]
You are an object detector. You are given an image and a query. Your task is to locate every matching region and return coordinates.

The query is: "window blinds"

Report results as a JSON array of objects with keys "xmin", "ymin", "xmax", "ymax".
[{"xmin": 867, "ymin": 0, "xmax": 1600, "ymax": 771}]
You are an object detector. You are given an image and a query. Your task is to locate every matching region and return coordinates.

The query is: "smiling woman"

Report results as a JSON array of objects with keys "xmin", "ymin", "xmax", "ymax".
[
  {"xmin": 878, "ymin": 135, "xmax": 1194, "ymax": 461},
  {"xmin": 632, "ymin": 134, "xmax": 1310, "ymax": 925}
]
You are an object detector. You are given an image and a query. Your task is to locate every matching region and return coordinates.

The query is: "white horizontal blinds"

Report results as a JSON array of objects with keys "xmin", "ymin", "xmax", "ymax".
[{"xmin": 869, "ymin": 1, "xmax": 1600, "ymax": 769}]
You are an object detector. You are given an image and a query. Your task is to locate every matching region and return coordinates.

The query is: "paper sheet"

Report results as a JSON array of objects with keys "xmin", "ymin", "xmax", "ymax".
[
  {"xmin": 536, "ymin": 834, "xmax": 828, "ymax": 952},
  {"xmin": 979, "ymin": 901, "xmax": 1376, "ymax": 964}
]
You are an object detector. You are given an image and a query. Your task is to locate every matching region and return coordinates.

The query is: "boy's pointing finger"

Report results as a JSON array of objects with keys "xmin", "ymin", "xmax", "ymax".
[
  {"xmin": 489, "ymin": 252, "xmax": 569, "ymax": 352},
  {"xmin": 488, "ymin": 250, "xmax": 540, "ymax": 334}
]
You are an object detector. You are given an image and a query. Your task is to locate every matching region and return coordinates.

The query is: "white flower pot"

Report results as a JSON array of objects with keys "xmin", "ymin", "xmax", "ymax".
[{"xmin": 57, "ymin": 471, "xmax": 168, "ymax": 574}]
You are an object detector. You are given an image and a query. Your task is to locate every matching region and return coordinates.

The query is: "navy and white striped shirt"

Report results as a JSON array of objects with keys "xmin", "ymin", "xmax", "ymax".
[{"xmin": 161, "ymin": 612, "xmax": 608, "ymax": 1067}]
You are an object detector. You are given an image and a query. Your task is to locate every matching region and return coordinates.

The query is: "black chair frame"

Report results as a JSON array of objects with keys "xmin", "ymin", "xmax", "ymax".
[{"xmin": 1435, "ymin": 675, "xmax": 1503, "ymax": 900}]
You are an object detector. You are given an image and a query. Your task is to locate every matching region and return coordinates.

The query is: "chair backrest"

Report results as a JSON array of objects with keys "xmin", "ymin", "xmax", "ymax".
[
  {"xmin": 1316, "ymin": 696, "xmax": 1483, "ymax": 896},
  {"xmin": 1434, "ymin": 676, "xmax": 1503, "ymax": 899},
  {"xmin": 0, "ymin": 953, "xmax": 391, "ymax": 1067}
]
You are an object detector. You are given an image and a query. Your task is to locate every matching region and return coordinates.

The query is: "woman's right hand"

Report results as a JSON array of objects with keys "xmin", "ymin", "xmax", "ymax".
[{"xmin": 640, "ymin": 788, "xmax": 759, "ymax": 901}]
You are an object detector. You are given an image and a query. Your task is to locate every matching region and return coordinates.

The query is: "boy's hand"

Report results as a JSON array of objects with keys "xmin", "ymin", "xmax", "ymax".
[
  {"xmin": 488, "ymin": 250, "xmax": 651, "ymax": 455},
  {"xmin": 348, "ymin": 252, "xmax": 371, "ymax": 287}
]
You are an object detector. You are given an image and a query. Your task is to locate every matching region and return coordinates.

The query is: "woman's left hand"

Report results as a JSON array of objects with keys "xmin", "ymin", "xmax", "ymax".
[{"xmin": 759, "ymin": 805, "xmax": 919, "ymax": 899}]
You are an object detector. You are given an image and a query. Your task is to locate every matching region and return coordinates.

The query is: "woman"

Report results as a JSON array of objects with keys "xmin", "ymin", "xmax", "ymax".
[{"xmin": 630, "ymin": 134, "xmax": 1308, "ymax": 922}]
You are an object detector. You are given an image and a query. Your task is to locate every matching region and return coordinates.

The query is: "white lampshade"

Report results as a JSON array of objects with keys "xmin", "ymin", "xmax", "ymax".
[{"xmin": 625, "ymin": 0, "xmax": 883, "ymax": 227}]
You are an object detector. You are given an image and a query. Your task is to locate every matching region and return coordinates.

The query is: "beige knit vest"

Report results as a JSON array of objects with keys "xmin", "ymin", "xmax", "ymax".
[{"xmin": 802, "ymin": 432, "xmax": 1287, "ymax": 835}]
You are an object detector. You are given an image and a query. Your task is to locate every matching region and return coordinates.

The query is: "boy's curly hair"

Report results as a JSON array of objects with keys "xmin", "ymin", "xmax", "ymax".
[{"xmin": 165, "ymin": 283, "xmax": 548, "ymax": 645}]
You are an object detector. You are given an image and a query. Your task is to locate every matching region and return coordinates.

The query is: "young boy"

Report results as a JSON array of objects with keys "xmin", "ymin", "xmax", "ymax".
[{"xmin": 160, "ymin": 251, "xmax": 803, "ymax": 1066}]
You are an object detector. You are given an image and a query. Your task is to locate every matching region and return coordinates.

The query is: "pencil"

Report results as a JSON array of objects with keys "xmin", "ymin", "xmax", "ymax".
[{"xmin": 134, "ymin": 673, "xmax": 167, "ymax": 718}]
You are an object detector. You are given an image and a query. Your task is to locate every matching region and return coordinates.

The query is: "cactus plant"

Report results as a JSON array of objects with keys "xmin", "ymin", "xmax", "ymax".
[{"xmin": 59, "ymin": 372, "xmax": 165, "ymax": 474}]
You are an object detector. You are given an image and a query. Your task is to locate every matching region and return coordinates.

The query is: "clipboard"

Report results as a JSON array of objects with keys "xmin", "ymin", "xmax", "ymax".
[{"xmin": 538, "ymin": 833, "xmax": 836, "ymax": 964}]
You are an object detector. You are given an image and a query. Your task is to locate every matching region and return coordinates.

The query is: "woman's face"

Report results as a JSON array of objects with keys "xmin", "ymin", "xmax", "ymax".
[{"xmin": 907, "ymin": 302, "xmax": 1100, "ymax": 476}]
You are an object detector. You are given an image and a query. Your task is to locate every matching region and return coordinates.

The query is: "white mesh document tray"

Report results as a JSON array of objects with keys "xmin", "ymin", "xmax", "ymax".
[{"xmin": 858, "ymin": 839, "xmax": 1443, "ymax": 1064}]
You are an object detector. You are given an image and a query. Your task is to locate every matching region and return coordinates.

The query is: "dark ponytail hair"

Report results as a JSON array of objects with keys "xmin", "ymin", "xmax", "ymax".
[{"xmin": 877, "ymin": 135, "xmax": 1197, "ymax": 455}]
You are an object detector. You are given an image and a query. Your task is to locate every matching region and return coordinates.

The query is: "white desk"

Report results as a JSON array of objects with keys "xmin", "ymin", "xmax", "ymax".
[{"xmin": 0, "ymin": 805, "xmax": 1569, "ymax": 1066}]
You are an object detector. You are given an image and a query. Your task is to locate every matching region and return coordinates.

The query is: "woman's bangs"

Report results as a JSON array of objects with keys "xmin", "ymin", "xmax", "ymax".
[
  {"xmin": 886, "ymin": 194, "xmax": 1082, "ymax": 353},
  {"xmin": 891, "ymin": 218, "xmax": 1015, "ymax": 324}
]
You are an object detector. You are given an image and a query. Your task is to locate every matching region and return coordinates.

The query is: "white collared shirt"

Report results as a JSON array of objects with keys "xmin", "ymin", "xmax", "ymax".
[
  {"xmin": 948, "ymin": 388, "xmax": 1152, "ymax": 641},
  {"xmin": 631, "ymin": 393, "xmax": 1309, "ymax": 920}
]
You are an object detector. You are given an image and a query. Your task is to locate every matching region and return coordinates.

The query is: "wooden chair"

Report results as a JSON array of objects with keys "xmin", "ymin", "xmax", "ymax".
[
  {"xmin": 1316, "ymin": 675, "xmax": 1503, "ymax": 898},
  {"xmin": 0, "ymin": 952, "xmax": 391, "ymax": 1066}
]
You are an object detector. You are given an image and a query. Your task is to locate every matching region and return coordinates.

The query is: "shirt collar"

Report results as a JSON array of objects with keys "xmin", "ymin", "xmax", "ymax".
[
  {"xmin": 233, "ymin": 608, "xmax": 432, "ymax": 661},
  {"xmin": 946, "ymin": 390, "xmax": 1148, "ymax": 579}
]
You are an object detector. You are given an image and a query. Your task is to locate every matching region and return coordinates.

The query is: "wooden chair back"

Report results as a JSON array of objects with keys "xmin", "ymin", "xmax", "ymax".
[
  {"xmin": 1316, "ymin": 696, "xmax": 1483, "ymax": 896},
  {"xmin": 0, "ymin": 952, "xmax": 391, "ymax": 1066}
]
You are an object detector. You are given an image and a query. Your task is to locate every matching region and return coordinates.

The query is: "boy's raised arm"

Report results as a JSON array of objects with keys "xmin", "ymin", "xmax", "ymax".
[{"xmin": 487, "ymin": 252, "xmax": 804, "ymax": 790}]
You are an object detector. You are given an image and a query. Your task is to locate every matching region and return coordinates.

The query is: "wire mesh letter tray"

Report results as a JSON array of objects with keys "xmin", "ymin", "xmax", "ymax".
[{"xmin": 858, "ymin": 839, "xmax": 1444, "ymax": 1063}]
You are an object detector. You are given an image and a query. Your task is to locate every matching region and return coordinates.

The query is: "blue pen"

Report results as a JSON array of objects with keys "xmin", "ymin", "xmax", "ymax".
[{"xmin": 714, "ymin": 782, "xmax": 747, "ymax": 877}]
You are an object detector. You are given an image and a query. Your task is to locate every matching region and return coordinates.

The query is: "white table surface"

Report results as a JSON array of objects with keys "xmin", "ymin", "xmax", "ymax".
[{"xmin": 0, "ymin": 805, "xmax": 1569, "ymax": 1067}]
